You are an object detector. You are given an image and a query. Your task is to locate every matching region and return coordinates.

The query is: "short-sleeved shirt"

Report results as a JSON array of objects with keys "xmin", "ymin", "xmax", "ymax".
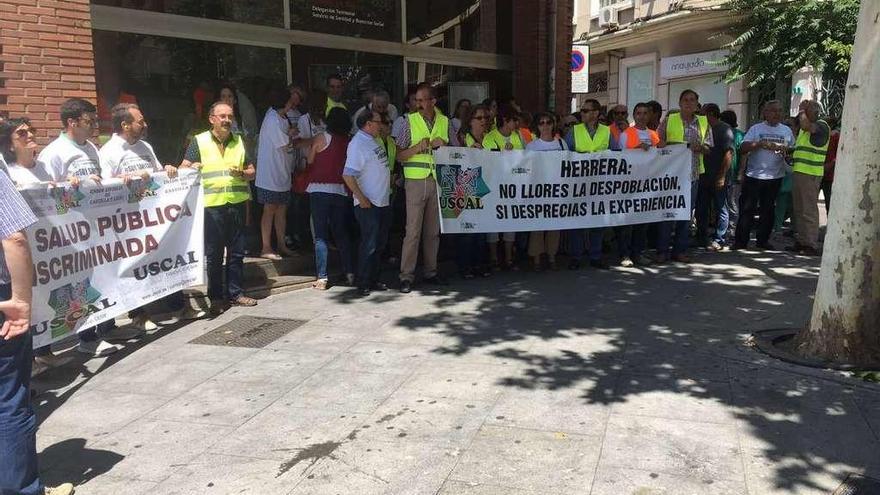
[
  {"xmin": 742, "ymin": 121, "xmax": 795, "ymax": 180},
  {"xmin": 37, "ymin": 133, "xmax": 101, "ymax": 181},
  {"xmin": 658, "ymin": 115, "xmax": 715, "ymax": 180},
  {"xmin": 343, "ymin": 130, "xmax": 390, "ymax": 207},
  {"xmin": 394, "ymin": 111, "xmax": 453, "ymax": 150},
  {"xmin": 526, "ymin": 138, "xmax": 568, "ymax": 151},
  {"xmin": 0, "ymin": 170, "xmax": 38, "ymax": 284},
  {"xmin": 183, "ymin": 130, "xmax": 254, "ymax": 164},
  {"xmin": 705, "ymin": 122, "xmax": 734, "ymax": 179},
  {"xmin": 7, "ymin": 162, "xmax": 52, "ymax": 186},
  {"xmin": 99, "ymin": 134, "xmax": 163, "ymax": 179},
  {"xmin": 255, "ymin": 109, "xmax": 294, "ymax": 192}
]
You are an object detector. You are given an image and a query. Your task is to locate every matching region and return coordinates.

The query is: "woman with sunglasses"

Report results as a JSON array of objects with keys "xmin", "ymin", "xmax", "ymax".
[
  {"xmin": 524, "ymin": 112, "xmax": 567, "ymax": 270},
  {"xmin": 485, "ymin": 105, "xmax": 524, "ymax": 270},
  {"xmin": 454, "ymin": 105, "xmax": 494, "ymax": 279}
]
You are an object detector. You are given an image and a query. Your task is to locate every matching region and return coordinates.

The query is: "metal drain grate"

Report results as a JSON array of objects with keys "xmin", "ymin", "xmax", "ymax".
[
  {"xmin": 833, "ymin": 475, "xmax": 880, "ymax": 495},
  {"xmin": 188, "ymin": 316, "xmax": 308, "ymax": 348}
]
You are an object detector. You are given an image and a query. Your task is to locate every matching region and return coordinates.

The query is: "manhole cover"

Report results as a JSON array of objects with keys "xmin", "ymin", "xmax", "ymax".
[
  {"xmin": 189, "ymin": 316, "xmax": 307, "ymax": 348},
  {"xmin": 833, "ymin": 474, "xmax": 880, "ymax": 495}
]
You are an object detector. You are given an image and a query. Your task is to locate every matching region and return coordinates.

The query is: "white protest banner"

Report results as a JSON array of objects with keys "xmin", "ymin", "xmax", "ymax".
[
  {"xmin": 436, "ymin": 145, "xmax": 692, "ymax": 234},
  {"xmin": 18, "ymin": 170, "xmax": 205, "ymax": 348}
]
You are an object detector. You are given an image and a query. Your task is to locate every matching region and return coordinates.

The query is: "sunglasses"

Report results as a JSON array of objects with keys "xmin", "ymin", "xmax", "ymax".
[{"xmin": 15, "ymin": 127, "xmax": 35, "ymax": 137}]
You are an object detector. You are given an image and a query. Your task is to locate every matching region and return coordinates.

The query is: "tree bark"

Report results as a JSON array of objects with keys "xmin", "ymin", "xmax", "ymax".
[{"xmin": 795, "ymin": 1, "xmax": 880, "ymax": 367}]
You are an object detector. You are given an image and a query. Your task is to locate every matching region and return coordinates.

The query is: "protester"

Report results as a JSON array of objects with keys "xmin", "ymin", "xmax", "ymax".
[
  {"xmin": 181, "ymin": 101, "xmax": 257, "ymax": 312},
  {"xmin": 305, "ymin": 108, "xmax": 356, "ymax": 290},
  {"xmin": 216, "ymin": 82, "xmax": 257, "ymax": 152},
  {"xmin": 482, "ymin": 98, "xmax": 498, "ymax": 128},
  {"xmin": 525, "ymin": 112, "xmax": 566, "ymax": 270},
  {"xmin": 734, "ymin": 100, "xmax": 794, "ymax": 250},
  {"xmin": 696, "ymin": 103, "xmax": 734, "ymax": 251},
  {"xmin": 0, "ymin": 169, "xmax": 75, "ymax": 495},
  {"xmin": 326, "ymin": 74, "xmax": 347, "ymax": 115},
  {"xmin": 342, "ymin": 110, "xmax": 392, "ymax": 296},
  {"xmin": 656, "ymin": 89, "xmax": 712, "ymax": 263},
  {"xmin": 352, "ymin": 90, "xmax": 398, "ymax": 135},
  {"xmin": 821, "ymin": 116, "xmax": 840, "ymax": 214},
  {"xmin": 38, "ymin": 98, "xmax": 132, "ymax": 356},
  {"xmin": 565, "ymin": 98, "xmax": 610, "ymax": 270},
  {"xmin": 396, "ymin": 83, "xmax": 450, "ymax": 293},
  {"xmin": 256, "ymin": 88, "xmax": 297, "ymax": 260},
  {"xmin": 486, "ymin": 105, "xmax": 524, "ymax": 270},
  {"xmin": 284, "ymin": 84, "xmax": 311, "ymax": 252},
  {"xmin": 720, "ymin": 110, "xmax": 745, "ymax": 232},
  {"xmin": 517, "ymin": 111, "xmax": 534, "ymax": 145},
  {"xmin": 789, "ymin": 99, "xmax": 830, "ymax": 256},
  {"xmin": 646, "ymin": 100, "xmax": 663, "ymax": 130},
  {"xmin": 607, "ymin": 104, "xmax": 629, "ymax": 150},
  {"xmin": 615, "ymin": 102, "xmax": 658, "ymax": 267},
  {"xmin": 449, "ymin": 98, "xmax": 472, "ymax": 146},
  {"xmin": 455, "ymin": 104, "xmax": 494, "ymax": 279}
]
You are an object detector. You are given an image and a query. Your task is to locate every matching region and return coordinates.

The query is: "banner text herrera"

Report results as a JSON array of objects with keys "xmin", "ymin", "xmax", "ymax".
[{"xmin": 495, "ymin": 156, "xmax": 685, "ymax": 220}]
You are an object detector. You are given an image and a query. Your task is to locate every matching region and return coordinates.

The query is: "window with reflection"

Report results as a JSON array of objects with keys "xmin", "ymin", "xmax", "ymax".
[
  {"xmin": 406, "ymin": 61, "xmax": 511, "ymax": 114},
  {"xmin": 93, "ymin": 30, "xmax": 287, "ymax": 163},
  {"xmin": 406, "ymin": 0, "xmax": 512, "ymax": 54},
  {"xmin": 290, "ymin": 0, "xmax": 401, "ymax": 42},
  {"xmin": 91, "ymin": 0, "xmax": 285, "ymax": 27}
]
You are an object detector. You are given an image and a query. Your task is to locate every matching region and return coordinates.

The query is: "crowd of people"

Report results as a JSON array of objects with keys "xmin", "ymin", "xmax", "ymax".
[{"xmin": 0, "ymin": 75, "xmax": 839, "ymax": 495}]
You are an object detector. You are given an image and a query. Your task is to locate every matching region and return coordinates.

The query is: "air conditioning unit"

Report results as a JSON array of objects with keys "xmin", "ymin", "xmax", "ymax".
[{"xmin": 598, "ymin": 6, "xmax": 619, "ymax": 27}]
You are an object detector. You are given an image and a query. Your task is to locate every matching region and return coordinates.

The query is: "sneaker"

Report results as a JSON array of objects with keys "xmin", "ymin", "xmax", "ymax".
[
  {"xmin": 105, "ymin": 324, "xmax": 147, "ymax": 341},
  {"xmin": 44, "ymin": 483, "xmax": 75, "ymax": 495},
  {"xmin": 619, "ymin": 256, "xmax": 634, "ymax": 268},
  {"xmin": 399, "ymin": 280, "xmax": 412, "ymax": 294},
  {"xmin": 77, "ymin": 339, "xmax": 121, "ymax": 357},
  {"xmin": 589, "ymin": 259, "xmax": 610, "ymax": 270}
]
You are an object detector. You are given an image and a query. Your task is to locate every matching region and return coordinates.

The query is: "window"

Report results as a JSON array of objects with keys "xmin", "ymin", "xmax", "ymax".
[
  {"xmin": 405, "ymin": 62, "xmax": 511, "ymax": 115},
  {"xmin": 669, "ymin": 76, "xmax": 728, "ymax": 111},
  {"xmin": 93, "ymin": 30, "xmax": 287, "ymax": 163},
  {"xmin": 626, "ymin": 64, "xmax": 654, "ymax": 107},
  {"xmin": 92, "ymin": 0, "xmax": 285, "ymax": 27}
]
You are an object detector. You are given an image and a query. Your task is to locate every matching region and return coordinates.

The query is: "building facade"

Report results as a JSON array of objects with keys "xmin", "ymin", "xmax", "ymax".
[
  {"xmin": 0, "ymin": 0, "xmax": 572, "ymax": 161},
  {"xmin": 573, "ymin": 0, "xmax": 747, "ymax": 122}
]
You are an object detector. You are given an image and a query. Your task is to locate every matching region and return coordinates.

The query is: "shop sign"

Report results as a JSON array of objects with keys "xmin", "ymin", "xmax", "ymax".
[{"xmin": 660, "ymin": 49, "xmax": 729, "ymax": 79}]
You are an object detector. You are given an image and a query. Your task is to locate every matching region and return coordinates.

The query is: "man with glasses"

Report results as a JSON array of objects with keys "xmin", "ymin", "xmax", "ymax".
[
  {"xmin": 564, "ymin": 99, "xmax": 611, "ymax": 270},
  {"xmin": 343, "ymin": 110, "xmax": 392, "ymax": 297},
  {"xmin": 607, "ymin": 104, "xmax": 630, "ymax": 150},
  {"xmin": 37, "ymin": 98, "xmax": 137, "ymax": 357}
]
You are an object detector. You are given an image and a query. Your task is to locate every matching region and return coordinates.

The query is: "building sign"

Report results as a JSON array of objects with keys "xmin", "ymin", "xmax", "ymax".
[
  {"xmin": 571, "ymin": 45, "xmax": 590, "ymax": 94},
  {"xmin": 660, "ymin": 49, "xmax": 730, "ymax": 79},
  {"xmin": 291, "ymin": 0, "xmax": 399, "ymax": 42}
]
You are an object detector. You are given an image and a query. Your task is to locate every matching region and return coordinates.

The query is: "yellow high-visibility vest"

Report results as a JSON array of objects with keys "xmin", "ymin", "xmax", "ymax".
[
  {"xmin": 792, "ymin": 121, "xmax": 830, "ymax": 176},
  {"xmin": 195, "ymin": 131, "xmax": 250, "ymax": 207},
  {"xmin": 325, "ymin": 97, "xmax": 346, "ymax": 116},
  {"xmin": 486, "ymin": 128, "xmax": 524, "ymax": 150},
  {"xmin": 403, "ymin": 111, "xmax": 449, "ymax": 180},
  {"xmin": 665, "ymin": 113, "xmax": 708, "ymax": 174},
  {"xmin": 464, "ymin": 133, "xmax": 497, "ymax": 150},
  {"xmin": 572, "ymin": 123, "xmax": 610, "ymax": 152}
]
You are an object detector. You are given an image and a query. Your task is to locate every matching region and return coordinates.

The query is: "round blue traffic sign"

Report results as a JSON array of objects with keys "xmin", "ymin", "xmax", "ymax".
[{"xmin": 571, "ymin": 50, "xmax": 586, "ymax": 72}]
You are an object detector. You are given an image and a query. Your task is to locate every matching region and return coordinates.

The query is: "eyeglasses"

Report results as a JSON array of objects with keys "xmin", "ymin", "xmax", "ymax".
[{"xmin": 15, "ymin": 127, "xmax": 35, "ymax": 137}]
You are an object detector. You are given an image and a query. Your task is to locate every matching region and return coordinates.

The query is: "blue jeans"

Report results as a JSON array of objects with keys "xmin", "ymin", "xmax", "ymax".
[
  {"xmin": 567, "ymin": 228, "xmax": 603, "ymax": 262},
  {"xmin": 696, "ymin": 175, "xmax": 730, "ymax": 245},
  {"xmin": 204, "ymin": 202, "xmax": 247, "ymax": 301},
  {"xmin": 0, "ymin": 284, "xmax": 43, "ymax": 495},
  {"xmin": 657, "ymin": 180, "xmax": 699, "ymax": 256},
  {"xmin": 310, "ymin": 193, "xmax": 354, "ymax": 280},
  {"xmin": 353, "ymin": 205, "xmax": 391, "ymax": 289}
]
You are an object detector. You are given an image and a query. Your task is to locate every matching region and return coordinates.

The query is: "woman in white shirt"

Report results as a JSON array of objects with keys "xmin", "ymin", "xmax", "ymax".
[
  {"xmin": 525, "ymin": 112, "xmax": 567, "ymax": 270},
  {"xmin": 256, "ymin": 88, "xmax": 298, "ymax": 259},
  {"xmin": 0, "ymin": 117, "xmax": 51, "ymax": 186}
]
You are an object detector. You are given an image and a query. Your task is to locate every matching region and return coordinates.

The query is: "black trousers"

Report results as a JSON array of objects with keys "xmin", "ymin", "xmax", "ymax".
[{"xmin": 735, "ymin": 176, "xmax": 782, "ymax": 247}]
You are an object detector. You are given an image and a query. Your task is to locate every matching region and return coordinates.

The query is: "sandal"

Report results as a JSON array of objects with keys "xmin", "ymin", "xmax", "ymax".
[
  {"xmin": 260, "ymin": 252, "xmax": 283, "ymax": 260},
  {"xmin": 230, "ymin": 295, "xmax": 258, "ymax": 307},
  {"xmin": 312, "ymin": 278, "xmax": 329, "ymax": 290}
]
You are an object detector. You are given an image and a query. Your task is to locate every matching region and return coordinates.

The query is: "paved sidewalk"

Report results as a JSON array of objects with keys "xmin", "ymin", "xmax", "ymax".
[{"xmin": 32, "ymin": 249, "xmax": 880, "ymax": 495}]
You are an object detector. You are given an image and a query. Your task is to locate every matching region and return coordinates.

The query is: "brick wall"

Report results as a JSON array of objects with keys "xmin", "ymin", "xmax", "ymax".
[
  {"xmin": 0, "ymin": 0, "xmax": 96, "ymax": 145},
  {"xmin": 512, "ymin": 0, "xmax": 575, "ymax": 116}
]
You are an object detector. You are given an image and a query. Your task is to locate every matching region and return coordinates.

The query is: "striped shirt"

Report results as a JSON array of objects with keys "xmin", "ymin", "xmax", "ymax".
[{"xmin": 0, "ymin": 169, "xmax": 37, "ymax": 285}]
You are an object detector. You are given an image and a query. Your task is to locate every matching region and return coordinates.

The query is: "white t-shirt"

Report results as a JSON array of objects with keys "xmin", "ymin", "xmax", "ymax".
[
  {"xmin": 7, "ymin": 162, "xmax": 52, "ymax": 186},
  {"xmin": 743, "ymin": 122, "xmax": 795, "ymax": 180},
  {"xmin": 255, "ymin": 109, "xmax": 293, "ymax": 192},
  {"xmin": 99, "ymin": 134, "xmax": 163, "ymax": 179},
  {"xmin": 526, "ymin": 138, "xmax": 568, "ymax": 151},
  {"xmin": 343, "ymin": 130, "xmax": 390, "ymax": 207},
  {"xmin": 297, "ymin": 113, "xmax": 326, "ymax": 140},
  {"xmin": 37, "ymin": 133, "xmax": 101, "ymax": 181}
]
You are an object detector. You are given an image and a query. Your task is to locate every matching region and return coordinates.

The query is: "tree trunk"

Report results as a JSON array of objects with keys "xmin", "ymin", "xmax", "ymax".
[{"xmin": 795, "ymin": 0, "xmax": 880, "ymax": 367}]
